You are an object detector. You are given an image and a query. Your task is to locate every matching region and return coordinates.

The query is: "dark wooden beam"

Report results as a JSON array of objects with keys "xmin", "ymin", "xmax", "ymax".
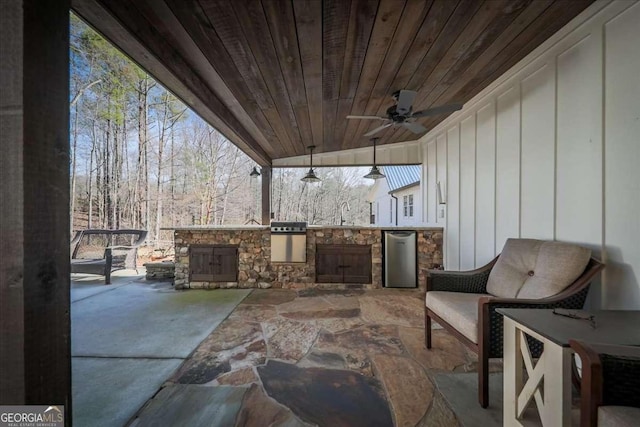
[
  {"xmin": 230, "ymin": 0, "xmax": 305, "ymax": 155},
  {"xmin": 341, "ymin": 0, "xmax": 405, "ymax": 148},
  {"xmin": 71, "ymin": 0, "xmax": 272, "ymax": 166},
  {"xmin": 140, "ymin": 0, "xmax": 279, "ymax": 159},
  {"xmin": 0, "ymin": 0, "xmax": 72, "ymax": 416},
  {"xmin": 351, "ymin": 0, "xmax": 432, "ymax": 145},
  {"xmin": 71, "ymin": 0, "xmax": 595, "ymax": 160},
  {"xmin": 293, "ymin": 0, "xmax": 324, "ymax": 150},
  {"xmin": 332, "ymin": 0, "xmax": 379, "ymax": 152},
  {"xmin": 261, "ymin": 167, "xmax": 272, "ymax": 225}
]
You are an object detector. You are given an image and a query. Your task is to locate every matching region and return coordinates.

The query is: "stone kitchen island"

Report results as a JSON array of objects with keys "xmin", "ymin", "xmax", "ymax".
[{"xmin": 168, "ymin": 225, "xmax": 443, "ymax": 290}]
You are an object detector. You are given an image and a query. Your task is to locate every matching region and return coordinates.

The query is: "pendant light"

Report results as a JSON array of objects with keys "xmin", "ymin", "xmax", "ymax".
[
  {"xmin": 301, "ymin": 145, "xmax": 321, "ymax": 183},
  {"xmin": 364, "ymin": 137, "xmax": 386, "ymax": 180},
  {"xmin": 249, "ymin": 166, "xmax": 261, "ymax": 178}
]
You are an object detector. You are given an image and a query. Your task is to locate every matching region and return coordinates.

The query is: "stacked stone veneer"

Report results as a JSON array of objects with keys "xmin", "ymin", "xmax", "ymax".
[{"xmin": 174, "ymin": 227, "xmax": 443, "ymax": 290}]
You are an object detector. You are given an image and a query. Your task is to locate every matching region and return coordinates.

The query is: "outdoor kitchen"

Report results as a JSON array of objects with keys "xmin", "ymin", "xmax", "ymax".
[{"xmin": 171, "ymin": 223, "xmax": 443, "ymax": 290}]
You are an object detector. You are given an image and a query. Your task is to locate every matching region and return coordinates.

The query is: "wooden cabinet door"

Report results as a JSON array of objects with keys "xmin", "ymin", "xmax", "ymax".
[
  {"xmin": 190, "ymin": 246, "xmax": 214, "ymax": 281},
  {"xmin": 341, "ymin": 245, "xmax": 371, "ymax": 283},
  {"xmin": 316, "ymin": 244, "xmax": 372, "ymax": 284},
  {"xmin": 190, "ymin": 245, "xmax": 238, "ymax": 282},
  {"xmin": 316, "ymin": 245, "xmax": 343, "ymax": 283},
  {"xmin": 212, "ymin": 247, "xmax": 238, "ymax": 282}
]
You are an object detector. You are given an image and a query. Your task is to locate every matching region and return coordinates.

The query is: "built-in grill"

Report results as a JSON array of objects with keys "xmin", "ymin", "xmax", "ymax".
[
  {"xmin": 270, "ymin": 221, "xmax": 307, "ymax": 234},
  {"xmin": 270, "ymin": 222, "xmax": 307, "ymax": 263}
]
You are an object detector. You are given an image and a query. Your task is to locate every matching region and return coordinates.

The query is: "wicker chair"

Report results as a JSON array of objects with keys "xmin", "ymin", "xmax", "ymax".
[
  {"xmin": 71, "ymin": 229, "xmax": 147, "ymax": 284},
  {"xmin": 570, "ymin": 340, "xmax": 640, "ymax": 427},
  {"xmin": 425, "ymin": 238, "xmax": 604, "ymax": 408}
]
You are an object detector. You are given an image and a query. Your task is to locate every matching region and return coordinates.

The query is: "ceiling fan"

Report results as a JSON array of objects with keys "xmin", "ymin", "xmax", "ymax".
[{"xmin": 347, "ymin": 90, "xmax": 463, "ymax": 137}]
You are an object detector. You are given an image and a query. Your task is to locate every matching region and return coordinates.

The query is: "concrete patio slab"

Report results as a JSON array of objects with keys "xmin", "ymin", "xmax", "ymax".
[
  {"xmin": 432, "ymin": 372, "xmax": 502, "ymax": 427},
  {"xmin": 72, "ymin": 357, "xmax": 182, "ymax": 427},
  {"xmin": 72, "ymin": 281, "xmax": 250, "ymax": 358},
  {"xmin": 71, "ymin": 271, "xmax": 138, "ymax": 302},
  {"xmin": 71, "ymin": 276, "xmax": 250, "ymax": 426}
]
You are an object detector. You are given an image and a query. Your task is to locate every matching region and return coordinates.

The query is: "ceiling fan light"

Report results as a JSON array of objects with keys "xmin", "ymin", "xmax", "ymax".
[
  {"xmin": 301, "ymin": 168, "xmax": 321, "ymax": 183},
  {"xmin": 364, "ymin": 165, "xmax": 385, "ymax": 180}
]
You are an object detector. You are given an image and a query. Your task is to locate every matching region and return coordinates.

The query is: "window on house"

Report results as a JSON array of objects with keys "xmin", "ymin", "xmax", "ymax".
[
  {"xmin": 409, "ymin": 194, "xmax": 414, "ymax": 217},
  {"xmin": 403, "ymin": 196, "xmax": 408, "ymax": 217}
]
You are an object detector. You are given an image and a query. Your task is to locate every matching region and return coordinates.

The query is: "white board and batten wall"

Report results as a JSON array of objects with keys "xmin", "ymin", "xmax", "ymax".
[{"xmin": 420, "ymin": 0, "xmax": 640, "ymax": 309}]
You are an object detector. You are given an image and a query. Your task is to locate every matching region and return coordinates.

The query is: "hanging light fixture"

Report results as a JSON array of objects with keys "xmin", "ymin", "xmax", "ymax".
[
  {"xmin": 301, "ymin": 145, "xmax": 321, "ymax": 183},
  {"xmin": 364, "ymin": 137, "xmax": 386, "ymax": 180},
  {"xmin": 249, "ymin": 166, "xmax": 261, "ymax": 178}
]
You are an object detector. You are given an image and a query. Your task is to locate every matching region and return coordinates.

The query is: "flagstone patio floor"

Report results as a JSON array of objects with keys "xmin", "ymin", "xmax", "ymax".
[{"xmin": 131, "ymin": 288, "xmax": 503, "ymax": 427}]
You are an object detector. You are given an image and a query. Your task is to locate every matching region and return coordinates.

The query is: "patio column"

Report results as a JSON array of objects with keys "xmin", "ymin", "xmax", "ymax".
[
  {"xmin": 0, "ymin": 0, "xmax": 71, "ymax": 416},
  {"xmin": 261, "ymin": 166, "xmax": 272, "ymax": 225}
]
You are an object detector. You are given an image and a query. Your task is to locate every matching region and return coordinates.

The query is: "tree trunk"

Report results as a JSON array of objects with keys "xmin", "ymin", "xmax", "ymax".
[{"xmin": 136, "ymin": 77, "xmax": 149, "ymax": 230}]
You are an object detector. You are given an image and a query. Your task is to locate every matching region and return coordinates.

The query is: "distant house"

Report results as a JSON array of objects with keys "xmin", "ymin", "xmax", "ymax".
[{"xmin": 367, "ymin": 165, "xmax": 421, "ymax": 227}]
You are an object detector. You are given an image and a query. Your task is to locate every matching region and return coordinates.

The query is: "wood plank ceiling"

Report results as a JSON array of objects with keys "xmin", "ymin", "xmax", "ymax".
[{"xmin": 73, "ymin": 0, "xmax": 594, "ymax": 165}]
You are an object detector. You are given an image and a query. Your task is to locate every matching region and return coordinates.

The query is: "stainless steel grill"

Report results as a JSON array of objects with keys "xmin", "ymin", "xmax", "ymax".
[
  {"xmin": 270, "ymin": 222, "xmax": 307, "ymax": 263},
  {"xmin": 270, "ymin": 221, "xmax": 307, "ymax": 234}
]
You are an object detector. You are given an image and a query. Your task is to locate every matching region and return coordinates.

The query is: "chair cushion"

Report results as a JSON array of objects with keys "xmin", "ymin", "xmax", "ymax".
[
  {"xmin": 425, "ymin": 291, "xmax": 491, "ymax": 344},
  {"xmin": 486, "ymin": 238, "xmax": 591, "ymax": 299},
  {"xmin": 598, "ymin": 406, "xmax": 640, "ymax": 427}
]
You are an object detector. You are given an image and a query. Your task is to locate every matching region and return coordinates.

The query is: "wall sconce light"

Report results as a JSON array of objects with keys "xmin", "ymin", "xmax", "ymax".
[{"xmin": 437, "ymin": 181, "xmax": 446, "ymax": 205}]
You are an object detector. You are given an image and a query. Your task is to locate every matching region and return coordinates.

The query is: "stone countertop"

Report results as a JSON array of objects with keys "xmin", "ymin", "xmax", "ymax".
[
  {"xmin": 165, "ymin": 225, "xmax": 443, "ymax": 231},
  {"xmin": 163, "ymin": 225, "xmax": 269, "ymax": 231},
  {"xmin": 307, "ymin": 225, "xmax": 443, "ymax": 230}
]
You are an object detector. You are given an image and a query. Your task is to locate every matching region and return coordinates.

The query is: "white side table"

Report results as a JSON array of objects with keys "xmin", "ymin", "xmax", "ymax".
[
  {"xmin": 498, "ymin": 309, "xmax": 640, "ymax": 427},
  {"xmin": 503, "ymin": 315, "xmax": 573, "ymax": 426}
]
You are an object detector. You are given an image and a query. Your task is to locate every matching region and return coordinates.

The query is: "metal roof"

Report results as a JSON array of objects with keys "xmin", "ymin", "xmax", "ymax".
[{"xmin": 381, "ymin": 165, "xmax": 420, "ymax": 193}]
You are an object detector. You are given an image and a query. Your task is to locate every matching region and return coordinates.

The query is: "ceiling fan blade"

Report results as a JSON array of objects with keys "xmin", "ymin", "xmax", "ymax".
[
  {"xmin": 401, "ymin": 121, "xmax": 427, "ymax": 134},
  {"xmin": 396, "ymin": 90, "xmax": 417, "ymax": 115},
  {"xmin": 346, "ymin": 115, "xmax": 388, "ymax": 121},
  {"xmin": 411, "ymin": 103, "xmax": 463, "ymax": 118},
  {"xmin": 363, "ymin": 123, "xmax": 393, "ymax": 137}
]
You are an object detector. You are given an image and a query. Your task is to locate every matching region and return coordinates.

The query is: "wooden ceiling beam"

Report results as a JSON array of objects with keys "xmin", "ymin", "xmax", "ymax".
[
  {"xmin": 230, "ymin": 0, "xmax": 305, "ymax": 156},
  {"xmin": 162, "ymin": 0, "xmax": 280, "ymax": 158},
  {"xmin": 429, "ymin": 0, "xmax": 594, "ymax": 122},
  {"xmin": 342, "ymin": 0, "xmax": 406, "ymax": 148},
  {"xmin": 72, "ymin": 0, "xmax": 272, "ymax": 166},
  {"xmin": 331, "ymin": 0, "xmax": 379, "ymax": 154},
  {"xmin": 73, "ymin": 0, "xmax": 596, "ymax": 161},
  {"xmin": 391, "ymin": 0, "xmax": 532, "ymax": 142},
  {"xmin": 351, "ymin": 0, "xmax": 433, "ymax": 144},
  {"xmin": 380, "ymin": 0, "xmax": 484, "ymax": 144},
  {"xmin": 321, "ymin": 0, "xmax": 352, "ymax": 153},
  {"xmin": 293, "ymin": 0, "xmax": 324, "ymax": 152},
  {"xmin": 262, "ymin": 0, "xmax": 314, "ymax": 154},
  {"xmin": 197, "ymin": 0, "xmax": 298, "ymax": 157},
  {"xmin": 386, "ymin": 0, "xmax": 593, "ymax": 143}
]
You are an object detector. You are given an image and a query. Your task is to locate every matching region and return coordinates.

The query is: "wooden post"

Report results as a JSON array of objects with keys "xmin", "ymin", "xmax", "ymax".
[
  {"xmin": 261, "ymin": 166, "xmax": 272, "ymax": 225},
  {"xmin": 0, "ymin": 0, "xmax": 71, "ymax": 417}
]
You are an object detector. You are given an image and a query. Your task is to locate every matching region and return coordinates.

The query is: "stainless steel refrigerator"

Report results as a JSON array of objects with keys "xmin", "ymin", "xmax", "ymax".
[{"xmin": 383, "ymin": 230, "xmax": 417, "ymax": 288}]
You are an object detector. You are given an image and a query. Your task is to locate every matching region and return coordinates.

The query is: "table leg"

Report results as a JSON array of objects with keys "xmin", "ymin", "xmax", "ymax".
[
  {"xmin": 543, "ymin": 341, "xmax": 573, "ymax": 426},
  {"xmin": 503, "ymin": 318, "xmax": 524, "ymax": 426}
]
